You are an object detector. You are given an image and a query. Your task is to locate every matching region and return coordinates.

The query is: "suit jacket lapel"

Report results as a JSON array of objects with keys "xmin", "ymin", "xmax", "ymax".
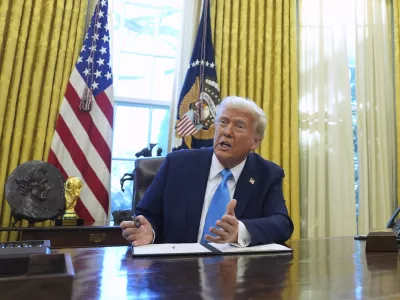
[
  {"xmin": 233, "ymin": 153, "xmax": 259, "ymax": 218},
  {"xmin": 186, "ymin": 148, "xmax": 213, "ymax": 242}
]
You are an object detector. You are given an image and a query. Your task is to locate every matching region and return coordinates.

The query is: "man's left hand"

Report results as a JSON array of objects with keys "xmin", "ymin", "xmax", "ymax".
[{"xmin": 205, "ymin": 199, "xmax": 239, "ymax": 243}]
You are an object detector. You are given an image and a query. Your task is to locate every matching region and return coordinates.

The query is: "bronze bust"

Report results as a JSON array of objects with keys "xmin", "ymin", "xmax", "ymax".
[{"xmin": 5, "ymin": 161, "xmax": 66, "ymax": 224}]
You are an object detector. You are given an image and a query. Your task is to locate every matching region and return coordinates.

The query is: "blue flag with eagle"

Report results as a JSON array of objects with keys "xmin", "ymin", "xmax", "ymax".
[{"xmin": 173, "ymin": 0, "xmax": 220, "ymax": 150}]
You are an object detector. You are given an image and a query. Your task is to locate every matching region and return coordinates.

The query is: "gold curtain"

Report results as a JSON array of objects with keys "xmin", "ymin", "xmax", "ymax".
[
  {"xmin": 0, "ymin": 0, "xmax": 88, "ymax": 241},
  {"xmin": 393, "ymin": 0, "xmax": 400, "ymax": 207},
  {"xmin": 210, "ymin": 0, "xmax": 300, "ymax": 239}
]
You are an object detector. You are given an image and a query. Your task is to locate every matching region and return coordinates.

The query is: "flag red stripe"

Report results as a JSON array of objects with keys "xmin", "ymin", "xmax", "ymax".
[
  {"xmin": 48, "ymin": 149, "xmax": 65, "ymax": 179},
  {"xmin": 178, "ymin": 127, "xmax": 195, "ymax": 136},
  {"xmin": 181, "ymin": 121, "xmax": 194, "ymax": 133},
  {"xmin": 55, "ymin": 116, "xmax": 109, "ymax": 213},
  {"xmin": 180, "ymin": 120, "xmax": 196, "ymax": 136},
  {"xmin": 74, "ymin": 198, "xmax": 95, "ymax": 224},
  {"xmin": 183, "ymin": 127, "xmax": 196, "ymax": 136},
  {"xmin": 95, "ymin": 91, "xmax": 113, "ymax": 127},
  {"xmin": 180, "ymin": 116, "xmax": 190, "ymax": 123},
  {"xmin": 177, "ymin": 117, "xmax": 190, "ymax": 128},
  {"xmin": 177, "ymin": 117, "xmax": 191, "ymax": 134},
  {"xmin": 181, "ymin": 127, "xmax": 193, "ymax": 136},
  {"xmin": 48, "ymin": 150, "xmax": 95, "ymax": 223},
  {"xmin": 178, "ymin": 128, "xmax": 195, "ymax": 136},
  {"xmin": 65, "ymin": 83, "xmax": 111, "ymax": 171},
  {"xmin": 178, "ymin": 127, "xmax": 193, "ymax": 136},
  {"xmin": 187, "ymin": 127, "xmax": 197, "ymax": 135},
  {"xmin": 177, "ymin": 125, "xmax": 189, "ymax": 135}
]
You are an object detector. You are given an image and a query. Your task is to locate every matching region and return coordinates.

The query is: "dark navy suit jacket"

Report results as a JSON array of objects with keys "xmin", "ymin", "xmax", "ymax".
[{"xmin": 135, "ymin": 148, "xmax": 294, "ymax": 246}]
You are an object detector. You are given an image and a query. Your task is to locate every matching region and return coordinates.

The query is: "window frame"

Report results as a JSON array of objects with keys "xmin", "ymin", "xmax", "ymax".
[
  {"xmin": 108, "ymin": 0, "xmax": 181, "ymax": 215},
  {"xmin": 109, "ymin": 0, "xmax": 181, "ymax": 103},
  {"xmin": 111, "ymin": 99, "xmax": 170, "ymax": 162}
]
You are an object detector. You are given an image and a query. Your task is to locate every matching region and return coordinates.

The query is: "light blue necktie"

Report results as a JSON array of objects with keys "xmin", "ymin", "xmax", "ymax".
[{"xmin": 201, "ymin": 169, "xmax": 232, "ymax": 244}]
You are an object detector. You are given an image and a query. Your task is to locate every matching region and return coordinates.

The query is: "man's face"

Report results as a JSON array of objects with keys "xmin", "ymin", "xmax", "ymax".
[
  {"xmin": 213, "ymin": 107, "xmax": 261, "ymax": 169},
  {"xmin": 31, "ymin": 178, "xmax": 51, "ymax": 201}
]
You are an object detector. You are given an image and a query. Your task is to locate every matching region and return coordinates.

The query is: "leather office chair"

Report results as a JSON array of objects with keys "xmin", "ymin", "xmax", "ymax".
[{"xmin": 132, "ymin": 156, "xmax": 165, "ymax": 212}]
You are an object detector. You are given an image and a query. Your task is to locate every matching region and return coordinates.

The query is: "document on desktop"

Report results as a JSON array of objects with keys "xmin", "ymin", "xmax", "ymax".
[
  {"xmin": 132, "ymin": 243, "xmax": 213, "ymax": 256},
  {"xmin": 209, "ymin": 242, "xmax": 292, "ymax": 253},
  {"xmin": 131, "ymin": 242, "xmax": 292, "ymax": 257}
]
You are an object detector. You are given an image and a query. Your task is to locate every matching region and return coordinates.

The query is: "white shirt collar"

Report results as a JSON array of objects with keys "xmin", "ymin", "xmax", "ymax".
[{"xmin": 209, "ymin": 153, "xmax": 247, "ymax": 183}]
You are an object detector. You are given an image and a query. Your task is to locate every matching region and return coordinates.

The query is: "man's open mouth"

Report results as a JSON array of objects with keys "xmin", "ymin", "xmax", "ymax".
[{"xmin": 219, "ymin": 141, "xmax": 231, "ymax": 149}]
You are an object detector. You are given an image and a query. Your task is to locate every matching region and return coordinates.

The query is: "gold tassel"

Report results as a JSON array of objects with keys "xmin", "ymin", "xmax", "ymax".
[
  {"xmin": 79, "ymin": 87, "xmax": 93, "ymax": 112},
  {"xmin": 193, "ymin": 99, "xmax": 203, "ymax": 125}
]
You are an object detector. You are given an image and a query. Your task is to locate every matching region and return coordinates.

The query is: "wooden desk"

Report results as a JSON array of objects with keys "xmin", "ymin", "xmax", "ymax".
[
  {"xmin": 0, "ymin": 226, "xmax": 127, "ymax": 248},
  {"xmin": 53, "ymin": 237, "xmax": 400, "ymax": 299}
]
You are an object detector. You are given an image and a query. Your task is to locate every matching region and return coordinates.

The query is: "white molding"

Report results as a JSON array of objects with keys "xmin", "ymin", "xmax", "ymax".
[{"xmin": 115, "ymin": 97, "xmax": 171, "ymax": 107}]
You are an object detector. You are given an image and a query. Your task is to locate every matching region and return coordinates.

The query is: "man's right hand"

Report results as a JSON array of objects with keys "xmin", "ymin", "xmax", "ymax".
[{"xmin": 120, "ymin": 215, "xmax": 154, "ymax": 246}]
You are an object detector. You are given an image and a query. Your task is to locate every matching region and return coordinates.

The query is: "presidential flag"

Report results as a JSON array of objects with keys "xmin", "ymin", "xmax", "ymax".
[
  {"xmin": 174, "ymin": 0, "xmax": 220, "ymax": 150},
  {"xmin": 48, "ymin": 0, "xmax": 113, "ymax": 224}
]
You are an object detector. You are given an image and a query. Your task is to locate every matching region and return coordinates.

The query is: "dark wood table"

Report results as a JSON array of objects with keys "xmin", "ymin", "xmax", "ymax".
[
  {"xmin": 52, "ymin": 237, "xmax": 400, "ymax": 299},
  {"xmin": 0, "ymin": 225, "xmax": 127, "ymax": 248}
]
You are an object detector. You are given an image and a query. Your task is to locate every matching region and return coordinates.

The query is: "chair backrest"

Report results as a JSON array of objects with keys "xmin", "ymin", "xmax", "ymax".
[{"xmin": 132, "ymin": 156, "xmax": 165, "ymax": 211}]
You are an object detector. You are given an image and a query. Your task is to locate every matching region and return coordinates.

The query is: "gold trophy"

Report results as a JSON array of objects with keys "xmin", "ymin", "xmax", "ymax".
[{"xmin": 55, "ymin": 177, "xmax": 85, "ymax": 226}]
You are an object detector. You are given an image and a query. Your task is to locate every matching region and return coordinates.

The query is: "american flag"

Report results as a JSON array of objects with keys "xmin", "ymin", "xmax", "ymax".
[{"xmin": 48, "ymin": 0, "xmax": 113, "ymax": 224}]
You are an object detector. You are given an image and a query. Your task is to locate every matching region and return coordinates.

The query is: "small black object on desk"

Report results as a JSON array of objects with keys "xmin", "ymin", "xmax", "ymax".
[{"xmin": 365, "ymin": 229, "xmax": 398, "ymax": 252}]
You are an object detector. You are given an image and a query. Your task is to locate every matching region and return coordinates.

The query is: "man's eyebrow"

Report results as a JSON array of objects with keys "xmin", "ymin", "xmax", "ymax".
[{"xmin": 233, "ymin": 118, "xmax": 248, "ymax": 124}]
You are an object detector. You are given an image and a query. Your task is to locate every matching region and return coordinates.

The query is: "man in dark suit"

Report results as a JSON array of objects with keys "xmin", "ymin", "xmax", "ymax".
[{"xmin": 121, "ymin": 96, "xmax": 293, "ymax": 246}]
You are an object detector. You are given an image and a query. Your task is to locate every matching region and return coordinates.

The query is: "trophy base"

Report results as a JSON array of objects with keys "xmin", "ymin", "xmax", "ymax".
[{"xmin": 55, "ymin": 218, "xmax": 85, "ymax": 226}]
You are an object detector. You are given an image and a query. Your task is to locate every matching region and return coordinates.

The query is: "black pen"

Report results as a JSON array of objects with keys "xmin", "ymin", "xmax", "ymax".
[{"xmin": 131, "ymin": 214, "xmax": 141, "ymax": 228}]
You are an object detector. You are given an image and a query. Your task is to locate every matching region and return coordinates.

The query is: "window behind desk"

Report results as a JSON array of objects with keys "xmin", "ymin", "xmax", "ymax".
[{"xmin": 109, "ymin": 0, "xmax": 182, "ymax": 213}]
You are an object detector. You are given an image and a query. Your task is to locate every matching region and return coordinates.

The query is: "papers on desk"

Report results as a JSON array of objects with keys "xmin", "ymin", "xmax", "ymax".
[
  {"xmin": 209, "ymin": 242, "xmax": 292, "ymax": 253},
  {"xmin": 132, "ymin": 243, "xmax": 213, "ymax": 256},
  {"xmin": 131, "ymin": 242, "xmax": 292, "ymax": 257}
]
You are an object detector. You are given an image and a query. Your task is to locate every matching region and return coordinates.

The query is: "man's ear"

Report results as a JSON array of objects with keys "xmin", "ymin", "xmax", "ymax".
[{"xmin": 250, "ymin": 137, "xmax": 261, "ymax": 150}]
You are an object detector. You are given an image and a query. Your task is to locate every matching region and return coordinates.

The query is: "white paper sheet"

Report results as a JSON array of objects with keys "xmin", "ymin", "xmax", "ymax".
[
  {"xmin": 132, "ymin": 243, "xmax": 212, "ymax": 256},
  {"xmin": 209, "ymin": 243, "xmax": 292, "ymax": 253}
]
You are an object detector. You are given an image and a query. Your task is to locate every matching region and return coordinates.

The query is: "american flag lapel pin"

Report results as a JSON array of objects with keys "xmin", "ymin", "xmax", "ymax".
[{"xmin": 249, "ymin": 178, "xmax": 255, "ymax": 185}]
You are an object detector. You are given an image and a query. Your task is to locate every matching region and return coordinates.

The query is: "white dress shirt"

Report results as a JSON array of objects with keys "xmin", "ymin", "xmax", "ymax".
[{"xmin": 196, "ymin": 153, "xmax": 252, "ymax": 247}]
